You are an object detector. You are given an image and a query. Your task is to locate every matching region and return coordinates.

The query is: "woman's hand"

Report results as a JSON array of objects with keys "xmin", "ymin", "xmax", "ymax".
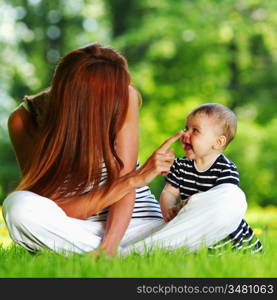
[
  {"xmin": 131, "ymin": 131, "xmax": 185, "ymax": 188},
  {"xmin": 90, "ymin": 246, "xmax": 115, "ymax": 259},
  {"xmin": 57, "ymin": 132, "xmax": 184, "ymax": 219}
]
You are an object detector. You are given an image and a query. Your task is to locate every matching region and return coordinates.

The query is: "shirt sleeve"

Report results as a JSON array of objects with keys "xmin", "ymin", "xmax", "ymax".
[
  {"xmin": 215, "ymin": 163, "xmax": 240, "ymax": 186},
  {"xmin": 165, "ymin": 158, "xmax": 181, "ymax": 189}
]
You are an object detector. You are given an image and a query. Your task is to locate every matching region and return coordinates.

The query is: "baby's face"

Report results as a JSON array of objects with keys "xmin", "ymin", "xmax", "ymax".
[{"xmin": 181, "ymin": 113, "xmax": 222, "ymax": 160}]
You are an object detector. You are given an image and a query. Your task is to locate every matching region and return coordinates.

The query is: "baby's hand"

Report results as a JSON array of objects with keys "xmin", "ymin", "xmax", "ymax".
[
  {"xmin": 164, "ymin": 198, "xmax": 189, "ymax": 222},
  {"xmin": 163, "ymin": 207, "xmax": 176, "ymax": 222}
]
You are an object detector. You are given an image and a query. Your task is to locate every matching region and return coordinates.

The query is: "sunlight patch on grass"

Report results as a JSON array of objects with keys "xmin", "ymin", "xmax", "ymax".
[
  {"xmin": 245, "ymin": 205, "xmax": 277, "ymax": 236},
  {"xmin": 0, "ymin": 206, "xmax": 13, "ymax": 248}
]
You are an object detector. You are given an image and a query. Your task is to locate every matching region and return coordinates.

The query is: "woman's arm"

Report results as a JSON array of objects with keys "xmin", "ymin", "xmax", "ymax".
[
  {"xmin": 57, "ymin": 131, "xmax": 184, "ymax": 219},
  {"xmin": 98, "ymin": 86, "xmax": 139, "ymax": 256},
  {"xmin": 8, "ymin": 101, "xmax": 184, "ymax": 221}
]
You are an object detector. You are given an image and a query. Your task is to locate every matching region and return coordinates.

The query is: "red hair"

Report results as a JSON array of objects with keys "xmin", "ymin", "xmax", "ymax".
[{"xmin": 16, "ymin": 43, "xmax": 131, "ymax": 204}]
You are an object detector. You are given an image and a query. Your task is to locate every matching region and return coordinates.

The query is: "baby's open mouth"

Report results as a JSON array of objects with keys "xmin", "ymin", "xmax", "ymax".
[{"xmin": 184, "ymin": 143, "xmax": 193, "ymax": 151}]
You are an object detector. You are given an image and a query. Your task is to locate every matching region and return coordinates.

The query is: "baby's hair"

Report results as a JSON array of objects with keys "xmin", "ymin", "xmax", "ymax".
[{"xmin": 188, "ymin": 103, "xmax": 237, "ymax": 148}]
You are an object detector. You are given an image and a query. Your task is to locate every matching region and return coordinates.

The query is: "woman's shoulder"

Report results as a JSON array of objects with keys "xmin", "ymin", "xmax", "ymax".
[
  {"xmin": 8, "ymin": 104, "xmax": 26, "ymax": 124},
  {"xmin": 21, "ymin": 87, "xmax": 50, "ymax": 126},
  {"xmin": 8, "ymin": 87, "xmax": 50, "ymax": 136},
  {"xmin": 8, "ymin": 104, "xmax": 36, "ymax": 139}
]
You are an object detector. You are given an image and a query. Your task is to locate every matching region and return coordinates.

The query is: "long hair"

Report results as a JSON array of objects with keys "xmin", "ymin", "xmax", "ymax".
[{"xmin": 16, "ymin": 43, "xmax": 131, "ymax": 204}]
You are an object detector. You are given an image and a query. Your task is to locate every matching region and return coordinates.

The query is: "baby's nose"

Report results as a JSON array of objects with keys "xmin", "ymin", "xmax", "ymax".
[
  {"xmin": 181, "ymin": 131, "xmax": 190, "ymax": 144},
  {"xmin": 184, "ymin": 131, "xmax": 191, "ymax": 143}
]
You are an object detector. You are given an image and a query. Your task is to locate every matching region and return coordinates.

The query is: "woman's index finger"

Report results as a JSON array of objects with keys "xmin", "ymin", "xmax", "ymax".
[{"xmin": 158, "ymin": 131, "xmax": 185, "ymax": 153}]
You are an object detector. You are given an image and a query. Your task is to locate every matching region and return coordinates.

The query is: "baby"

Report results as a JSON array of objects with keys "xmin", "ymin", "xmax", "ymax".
[{"xmin": 160, "ymin": 103, "xmax": 239, "ymax": 222}]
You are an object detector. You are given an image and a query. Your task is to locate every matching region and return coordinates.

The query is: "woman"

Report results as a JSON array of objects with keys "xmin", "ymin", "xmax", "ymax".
[{"xmin": 2, "ymin": 43, "xmax": 257, "ymax": 257}]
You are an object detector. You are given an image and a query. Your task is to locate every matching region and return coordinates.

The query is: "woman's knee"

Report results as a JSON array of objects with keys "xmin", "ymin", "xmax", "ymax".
[
  {"xmin": 182, "ymin": 184, "xmax": 247, "ymax": 229},
  {"xmin": 2, "ymin": 191, "xmax": 40, "ymax": 227},
  {"xmin": 220, "ymin": 184, "xmax": 247, "ymax": 218},
  {"xmin": 192, "ymin": 183, "xmax": 247, "ymax": 213},
  {"xmin": 3, "ymin": 191, "xmax": 66, "ymax": 228}
]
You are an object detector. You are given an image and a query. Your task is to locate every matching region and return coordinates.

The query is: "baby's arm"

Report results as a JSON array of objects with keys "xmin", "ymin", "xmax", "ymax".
[{"xmin": 160, "ymin": 183, "xmax": 180, "ymax": 222}]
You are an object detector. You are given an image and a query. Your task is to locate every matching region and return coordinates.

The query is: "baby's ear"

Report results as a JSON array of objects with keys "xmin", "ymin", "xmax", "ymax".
[{"xmin": 214, "ymin": 135, "xmax": 226, "ymax": 150}]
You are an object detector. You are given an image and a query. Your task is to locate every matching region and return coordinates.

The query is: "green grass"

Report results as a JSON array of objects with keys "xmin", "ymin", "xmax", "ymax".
[
  {"xmin": 0, "ymin": 237, "xmax": 275, "ymax": 278},
  {"xmin": 0, "ymin": 206, "xmax": 277, "ymax": 278}
]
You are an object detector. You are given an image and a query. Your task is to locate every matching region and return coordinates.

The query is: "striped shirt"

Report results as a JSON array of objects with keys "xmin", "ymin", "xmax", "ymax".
[
  {"xmin": 166, "ymin": 154, "xmax": 240, "ymax": 200},
  {"xmin": 87, "ymin": 162, "xmax": 163, "ymax": 221}
]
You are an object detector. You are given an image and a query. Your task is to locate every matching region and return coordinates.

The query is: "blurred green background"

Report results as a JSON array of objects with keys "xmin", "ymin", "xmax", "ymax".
[{"xmin": 1, "ymin": 0, "xmax": 277, "ymax": 207}]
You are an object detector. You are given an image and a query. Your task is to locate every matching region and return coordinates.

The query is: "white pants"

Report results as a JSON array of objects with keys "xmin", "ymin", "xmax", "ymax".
[{"xmin": 2, "ymin": 184, "xmax": 247, "ymax": 255}]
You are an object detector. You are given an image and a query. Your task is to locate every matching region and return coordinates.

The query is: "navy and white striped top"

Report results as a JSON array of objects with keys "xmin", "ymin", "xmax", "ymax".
[
  {"xmin": 87, "ymin": 162, "xmax": 163, "ymax": 221},
  {"xmin": 166, "ymin": 154, "xmax": 240, "ymax": 200}
]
